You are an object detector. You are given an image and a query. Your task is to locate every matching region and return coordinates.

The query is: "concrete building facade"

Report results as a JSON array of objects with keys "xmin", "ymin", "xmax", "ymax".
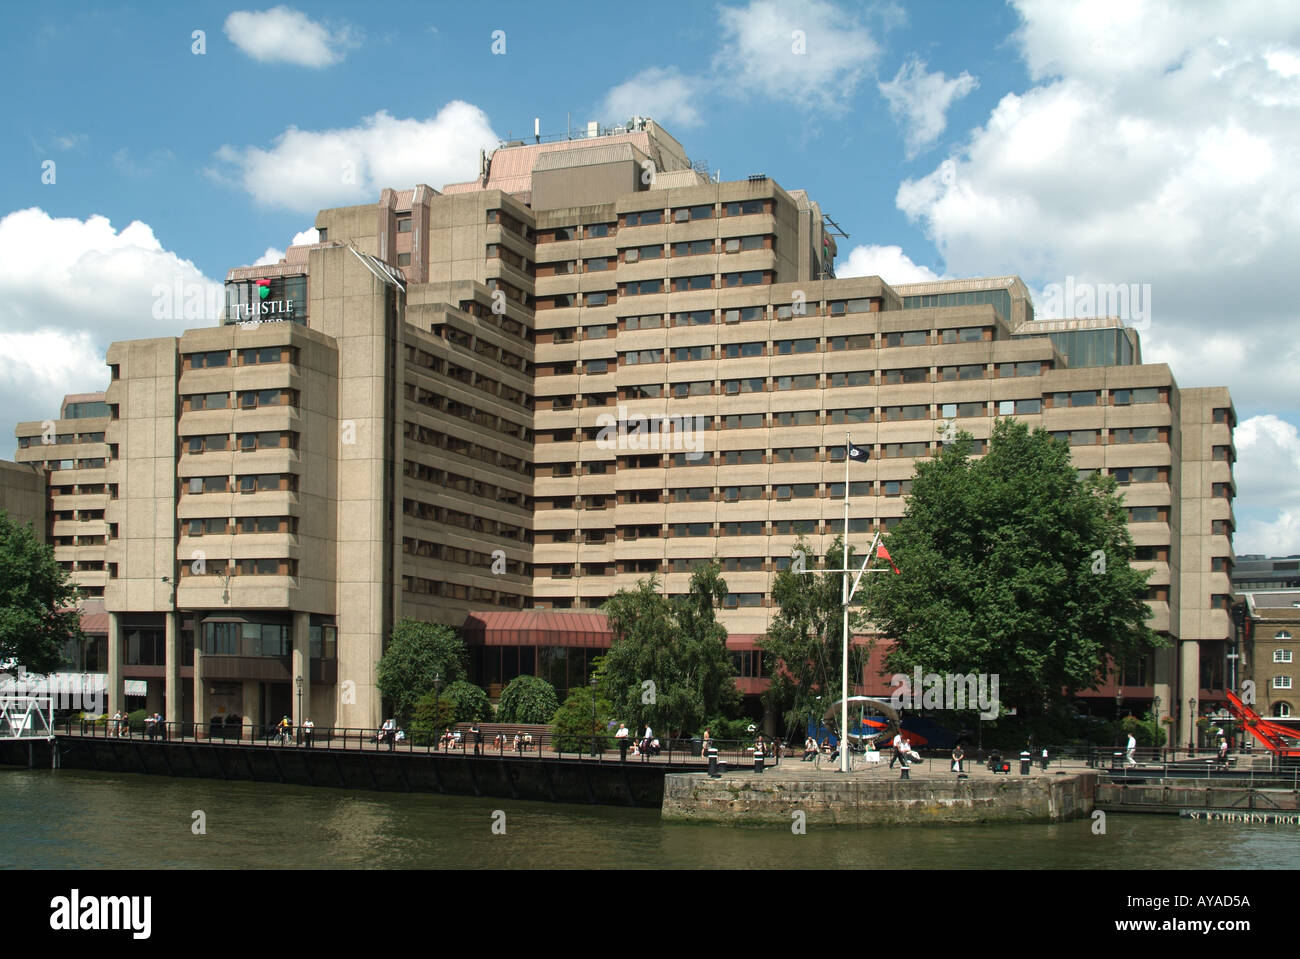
[{"xmin": 11, "ymin": 120, "xmax": 1236, "ymax": 745}]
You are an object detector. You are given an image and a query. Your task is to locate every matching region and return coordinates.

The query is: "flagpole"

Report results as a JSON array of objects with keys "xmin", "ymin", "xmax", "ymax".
[{"xmin": 842, "ymin": 432, "xmax": 850, "ymax": 773}]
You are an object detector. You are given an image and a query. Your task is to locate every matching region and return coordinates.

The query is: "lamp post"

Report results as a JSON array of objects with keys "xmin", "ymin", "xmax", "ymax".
[
  {"xmin": 433, "ymin": 673, "xmax": 443, "ymax": 749},
  {"xmin": 1189, "ymin": 697, "xmax": 1197, "ymax": 753},
  {"xmin": 1152, "ymin": 694, "xmax": 1161, "ymax": 760},
  {"xmin": 295, "ymin": 675, "xmax": 302, "ymax": 742},
  {"xmin": 589, "ymin": 675, "xmax": 598, "ymax": 758}
]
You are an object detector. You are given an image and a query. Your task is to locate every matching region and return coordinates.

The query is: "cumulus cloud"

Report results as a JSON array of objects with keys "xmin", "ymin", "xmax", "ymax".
[
  {"xmin": 211, "ymin": 102, "xmax": 500, "ymax": 214},
  {"xmin": 1234, "ymin": 415, "xmax": 1300, "ymax": 555},
  {"xmin": 0, "ymin": 208, "xmax": 221, "ymax": 457},
  {"xmin": 879, "ymin": 57, "xmax": 978, "ymax": 156},
  {"xmin": 601, "ymin": 68, "xmax": 707, "ymax": 129},
  {"xmin": 252, "ymin": 227, "xmax": 321, "ymax": 266},
  {"xmin": 836, "ymin": 244, "xmax": 941, "ymax": 284},
  {"xmin": 893, "ymin": 0, "xmax": 1300, "ymax": 413},
  {"xmin": 713, "ymin": 0, "xmax": 882, "ymax": 109},
  {"xmin": 223, "ymin": 6, "xmax": 357, "ymax": 68}
]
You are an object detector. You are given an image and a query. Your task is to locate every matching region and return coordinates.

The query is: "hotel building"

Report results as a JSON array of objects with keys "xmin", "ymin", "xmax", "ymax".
[{"xmin": 10, "ymin": 119, "xmax": 1236, "ymax": 746}]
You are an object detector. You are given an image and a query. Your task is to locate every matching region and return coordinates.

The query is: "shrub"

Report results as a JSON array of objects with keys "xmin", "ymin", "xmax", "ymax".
[
  {"xmin": 550, "ymin": 686, "xmax": 616, "ymax": 754},
  {"xmin": 497, "ymin": 675, "xmax": 559, "ymax": 725}
]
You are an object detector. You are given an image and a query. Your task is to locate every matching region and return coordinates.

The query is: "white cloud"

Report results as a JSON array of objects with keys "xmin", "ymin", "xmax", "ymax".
[
  {"xmin": 879, "ymin": 57, "xmax": 978, "ymax": 156},
  {"xmin": 713, "ymin": 0, "xmax": 882, "ymax": 109},
  {"xmin": 0, "ymin": 208, "xmax": 221, "ymax": 457},
  {"xmin": 1234, "ymin": 415, "xmax": 1300, "ymax": 555},
  {"xmin": 893, "ymin": 0, "xmax": 1300, "ymax": 413},
  {"xmin": 837, "ymin": 244, "xmax": 941, "ymax": 284},
  {"xmin": 250, "ymin": 228, "xmax": 320, "ymax": 267},
  {"xmin": 223, "ymin": 6, "xmax": 356, "ymax": 68},
  {"xmin": 212, "ymin": 102, "xmax": 500, "ymax": 214},
  {"xmin": 600, "ymin": 68, "xmax": 707, "ymax": 129}
]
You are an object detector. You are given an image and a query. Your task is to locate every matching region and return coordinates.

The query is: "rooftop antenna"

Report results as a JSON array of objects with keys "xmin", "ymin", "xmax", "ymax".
[{"xmin": 823, "ymin": 214, "xmax": 850, "ymax": 238}]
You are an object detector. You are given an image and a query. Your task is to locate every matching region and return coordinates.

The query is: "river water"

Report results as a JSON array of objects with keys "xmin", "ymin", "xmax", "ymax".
[{"xmin": 4, "ymin": 767, "xmax": 1299, "ymax": 870}]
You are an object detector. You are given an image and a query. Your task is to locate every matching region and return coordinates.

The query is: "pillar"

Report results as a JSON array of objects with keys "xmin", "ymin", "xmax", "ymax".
[
  {"xmin": 165, "ymin": 610, "xmax": 181, "ymax": 728},
  {"xmin": 292, "ymin": 611, "xmax": 311, "ymax": 727},
  {"xmin": 107, "ymin": 612, "xmax": 124, "ymax": 721},
  {"xmin": 193, "ymin": 649, "xmax": 208, "ymax": 739},
  {"xmin": 1180, "ymin": 640, "xmax": 1200, "ymax": 750}
]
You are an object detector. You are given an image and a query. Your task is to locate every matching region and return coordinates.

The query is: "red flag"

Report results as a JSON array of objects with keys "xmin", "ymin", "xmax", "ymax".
[{"xmin": 877, "ymin": 544, "xmax": 901, "ymax": 575}]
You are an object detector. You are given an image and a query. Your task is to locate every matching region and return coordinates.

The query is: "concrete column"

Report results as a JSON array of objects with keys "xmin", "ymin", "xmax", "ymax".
[
  {"xmin": 292, "ymin": 611, "xmax": 311, "ymax": 727},
  {"xmin": 165, "ymin": 610, "xmax": 181, "ymax": 727},
  {"xmin": 1180, "ymin": 641, "xmax": 1200, "ymax": 750},
  {"xmin": 193, "ymin": 650, "xmax": 208, "ymax": 739},
  {"xmin": 241, "ymin": 679, "xmax": 260, "ymax": 741},
  {"xmin": 107, "ymin": 612, "xmax": 124, "ymax": 720}
]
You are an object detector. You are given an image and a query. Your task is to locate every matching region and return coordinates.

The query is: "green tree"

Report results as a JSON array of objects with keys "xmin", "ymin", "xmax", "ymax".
[
  {"xmin": 549, "ymin": 684, "xmax": 616, "ymax": 753},
  {"xmin": 375, "ymin": 619, "xmax": 466, "ymax": 723},
  {"xmin": 599, "ymin": 562, "xmax": 741, "ymax": 739},
  {"xmin": 442, "ymin": 680, "xmax": 491, "ymax": 724},
  {"xmin": 0, "ymin": 509, "xmax": 81, "ymax": 674},
  {"xmin": 409, "ymin": 680, "xmax": 489, "ymax": 745},
  {"xmin": 497, "ymin": 675, "xmax": 559, "ymax": 724},
  {"xmin": 761, "ymin": 537, "xmax": 871, "ymax": 742},
  {"xmin": 868, "ymin": 419, "xmax": 1160, "ymax": 714}
]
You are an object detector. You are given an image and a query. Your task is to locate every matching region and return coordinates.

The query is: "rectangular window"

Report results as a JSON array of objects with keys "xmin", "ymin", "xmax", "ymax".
[
  {"xmin": 722, "ymin": 271, "xmax": 765, "ymax": 287},
  {"xmin": 723, "ymin": 413, "xmax": 765, "ymax": 429},
  {"xmin": 724, "ymin": 200, "xmax": 767, "ymax": 216},
  {"xmin": 883, "ymin": 368, "xmax": 928, "ymax": 384},
  {"xmin": 622, "ymin": 314, "xmax": 662, "ymax": 330},
  {"xmin": 829, "ymin": 408, "xmax": 872, "ymax": 424},
  {"xmin": 773, "ymin": 410, "xmax": 819, "ymax": 427},
  {"xmin": 775, "ymin": 374, "xmax": 817, "ymax": 391},
  {"xmin": 672, "ymin": 345, "xmax": 711, "ymax": 362},
  {"xmin": 585, "ymin": 223, "xmax": 613, "ymax": 238},
  {"xmin": 1275, "ymin": 650, "xmax": 1293, "ymax": 663},
  {"xmin": 1128, "ymin": 506, "xmax": 1162, "ymax": 522},
  {"xmin": 673, "ymin": 310, "xmax": 713, "ymax": 327},
  {"xmin": 673, "ymin": 239, "xmax": 714, "ymax": 256},
  {"xmin": 722, "ymin": 449, "xmax": 765, "ymax": 465},
  {"xmin": 830, "ymin": 371, "xmax": 872, "ymax": 387},
  {"xmin": 1275, "ymin": 676, "xmax": 1293, "ymax": 689},
  {"xmin": 885, "ymin": 331, "xmax": 928, "ymax": 347},
  {"xmin": 397, "ymin": 216, "xmax": 412, "ymax": 233},
  {"xmin": 998, "ymin": 362, "xmax": 1042, "ymax": 378},
  {"xmin": 723, "ymin": 342, "xmax": 764, "ymax": 359},
  {"xmin": 625, "ymin": 210, "xmax": 663, "ymax": 226}
]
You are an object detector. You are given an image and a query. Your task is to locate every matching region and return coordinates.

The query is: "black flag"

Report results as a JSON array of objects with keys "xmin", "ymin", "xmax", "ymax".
[{"xmin": 848, "ymin": 441, "xmax": 870, "ymax": 462}]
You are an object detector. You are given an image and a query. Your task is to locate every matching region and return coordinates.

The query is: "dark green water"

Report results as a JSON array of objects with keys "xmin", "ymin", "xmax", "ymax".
[{"xmin": 4, "ymin": 767, "xmax": 1300, "ymax": 869}]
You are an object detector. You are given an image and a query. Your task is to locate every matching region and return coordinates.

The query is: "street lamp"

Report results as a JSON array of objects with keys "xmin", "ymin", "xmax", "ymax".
[
  {"xmin": 433, "ymin": 673, "xmax": 443, "ymax": 749},
  {"xmin": 1115, "ymin": 683, "xmax": 1123, "ymax": 718},
  {"xmin": 589, "ymin": 674, "xmax": 598, "ymax": 758},
  {"xmin": 1189, "ymin": 697, "xmax": 1198, "ymax": 753},
  {"xmin": 295, "ymin": 675, "xmax": 303, "ymax": 743}
]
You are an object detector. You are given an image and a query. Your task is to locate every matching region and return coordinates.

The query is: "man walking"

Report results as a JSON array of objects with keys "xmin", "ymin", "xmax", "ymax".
[
  {"xmin": 1125, "ymin": 731, "xmax": 1138, "ymax": 767},
  {"xmin": 890, "ymin": 730, "xmax": 906, "ymax": 769},
  {"xmin": 616, "ymin": 722, "xmax": 629, "ymax": 763}
]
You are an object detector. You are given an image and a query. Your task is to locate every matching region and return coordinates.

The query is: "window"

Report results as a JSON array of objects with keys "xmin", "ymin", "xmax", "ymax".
[
  {"xmin": 829, "ymin": 334, "xmax": 872, "ymax": 351},
  {"xmin": 883, "ymin": 367, "xmax": 928, "ymax": 384},
  {"xmin": 723, "ymin": 377, "xmax": 765, "ymax": 395},
  {"xmin": 883, "ymin": 442, "xmax": 928, "ymax": 458},
  {"xmin": 722, "ymin": 449, "xmax": 764, "ymax": 465},
  {"xmin": 829, "ymin": 408, "xmax": 872, "ymax": 424},
  {"xmin": 585, "ymin": 291, "xmax": 612, "ymax": 306},
  {"xmin": 940, "ymin": 327, "xmax": 986, "ymax": 343},
  {"xmin": 188, "ymin": 392, "xmax": 229, "ymax": 411},
  {"xmin": 775, "ymin": 338, "xmax": 818, "ymax": 355},
  {"xmin": 624, "ymin": 279, "xmax": 663, "ymax": 295},
  {"xmin": 672, "ymin": 275, "xmax": 713, "ymax": 292},
  {"xmin": 624, "ymin": 210, "xmax": 663, "ymax": 226},
  {"xmin": 939, "ymin": 365, "xmax": 985, "ymax": 381},
  {"xmin": 774, "ymin": 410, "xmax": 819, "ymax": 426},
  {"xmin": 397, "ymin": 216, "xmax": 412, "ymax": 233},
  {"xmin": 723, "ymin": 413, "xmax": 765, "ymax": 429},
  {"xmin": 622, "ymin": 348, "xmax": 663, "ymax": 365},
  {"xmin": 830, "ymin": 371, "xmax": 872, "ymax": 387},
  {"xmin": 673, "ymin": 487, "xmax": 712, "ymax": 503},
  {"xmin": 186, "ymin": 434, "xmax": 228, "ymax": 453},
  {"xmin": 883, "ymin": 405, "xmax": 928, "ymax": 421},
  {"xmin": 584, "ymin": 256, "xmax": 613, "ymax": 272},
  {"xmin": 882, "ymin": 479, "xmax": 913, "ymax": 496},
  {"xmin": 584, "ymin": 359, "xmax": 609, "ymax": 374},
  {"xmin": 1275, "ymin": 676, "xmax": 1293, "ymax": 689},
  {"xmin": 585, "ymin": 223, "xmax": 613, "ymax": 238},
  {"xmin": 1111, "ymin": 466, "xmax": 1160, "ymax": 485},
  {"xmin": 672, "ymin": 345, "xmax": 711, "ymax": 362},
  {"xmin": 674, "ymin": 205, "xmax": 714, "ymax": 221},
  {"xmin": 674, "ymin": 310, "xmax": 713, "ymax": 327},
  {"xmin": 622, "ymin": 314, "xmax": 662, "ymax": 330},
  {"xmin": 1128, "ymin": 506, "xmax": 1162, "ymax": 522},
  {"xmin": 1113, "ymin": 387, "xmax": 1161, "ymax": 405},
  {"xmin": 722, "ymin": 271, "xmax": 765, "ymax": 287},
  {"xmin": 187, "ymin": 350, "xmax": 229, "ymax": 369},
  {"xmin": 671, "ymin": 523, "xmax": 714, "ymax": 537},
  {"xmin": 238, "ymin": 389, "xmax": 291, "ymax": 409},
  {"xmin": 623, "ymin": 384, "xmax": 662, "ymax": 399},
  {"xmin": 722, "ymin": 306, "xmax": 764, "ymax": 324},
  {"xmin": 1275, "ymin": 650, "xmax": 1293, "ymax": 663},
  {"xmin": 188, "ymin": 476, "xmax": 228, "ymax": 494},
  {"xmin": 775, "ymin": 374, "xmax": 817, "ymax": 391},
  {"xmin": 885, "ymin": 331, "xmax": 928, "ymax": 347},
  {"xmin": 585, "ymin": 324, "xmax": 608, "ymax": 339},
  {"xmin": 998, "ymin": 361, "xmax": 1042, "ymax": 378},
  {"xmin": 1111, "ymin": 427, "xmax": 1161, "ymax": 444},
  {"xmin": 724, "ymin": 342, "xmax": 764, "ymax": 359},
  {"xmin": 239, "ymin": 346, "xmax": 285, "ymax": 365},
  {"xmin": 238, "ymin": 516, "xmax": 286, "ymax": 534},
  {"xmin": 396, "ymin": 253, "xmax": 411, "ymax": 267},
  {"xmin": 187, "ymin": 518, "xmax": 227, "ymax": 536},
  {"xmin": 673, "ymin": 239, "xmax": 714, "ymax": 256},
  {"xmin": 724, "ymin": 200, "xmax": 766, "ymax": 216}
]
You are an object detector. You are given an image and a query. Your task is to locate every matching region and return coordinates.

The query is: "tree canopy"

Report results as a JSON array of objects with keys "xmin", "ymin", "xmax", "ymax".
[
  {"xmin": 0, "ymin": 509, "xmax": 81, "ymax": 674},
  {"xmin": 867, "ymin": 419, "xmax": 1159, "ymax": 713},
  {"xmin": 599, "ymin": 561, "xmax": 741, "ymax": 738},
  {"xmin": 375, "ymin": 619, "xmax": 466, "ymax": 722},
  {"xmin": 761, "ymin": 537, "xmax": 871, "ymax": 741},
  {"xmin": 497, "ymin": 674, "xmax": 560, "ymax": 724}
]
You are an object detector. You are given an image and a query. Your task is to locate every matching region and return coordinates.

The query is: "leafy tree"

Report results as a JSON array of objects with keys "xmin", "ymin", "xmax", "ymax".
[
  {"xmin": 761, "ymin": 537, "xmax": 871, "ymax": 742},
  {"xmin": 868, "ymin": 419, "xmax": 1160, "ymax": 715},
  {"xmin": 375, "ymin": 619, "xmax": 466, "ymax": 723},
  {"xmin": 0, "ymin": 509, "xmax": 81, "ymax": 674},
  {"xmin": 442, "ymin": 680, "xmax": 491, "ymax": 724},
  {"xmin": 550, "ymin": 684, "xmax": 616, "ymax": 754},
  {"xmin": 497, "ymin": 675, "xmax": 559, "ymax": 724},
  {"xmin": 599, "ymin": 562, "xmax": 741, "ymax": 739}
]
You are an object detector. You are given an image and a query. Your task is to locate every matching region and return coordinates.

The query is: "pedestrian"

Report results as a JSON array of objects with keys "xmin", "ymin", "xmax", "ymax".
[
  {"xmin": 616, "ymin": 722, "xmax": 629, "ymax": 763},
  {"xmin": 381, "ymin": 717, "xmax": 396, "ymax": 750},
  {"xmin": 951, "ymin": 743, "xmax": 965, "ymax": 773},
  {"xmin": 1040, "ymin": 746, "xmax": 1049, "ymax": 770},
  {"xmin": 302, "ymin": 717, "xmax": 314, "ymax": 749},
  {"xmin": 1217, "ymin": 733, "xmax": 1228, "ymax": 764},
  {"xmin": 890, "ymin": 730, "xmax": 906, "ymax": 768},
  {"xmin": 154, "ymin": 712, "xmax": 166, "ymax": 742},
  {"xmin": 472, "ymin": 721, "xmax": 483, "ymax": 756},
  {"xmin": 1125, "ymin": 731, "xmax": 1137, "ymax": 767},
  {"xmin": 112, "ymin": 708, "xmax": 123, "ymax": 738},
  {"xmin": 702, "ymin": 728, "xmax": 711, "ymax": 755}
]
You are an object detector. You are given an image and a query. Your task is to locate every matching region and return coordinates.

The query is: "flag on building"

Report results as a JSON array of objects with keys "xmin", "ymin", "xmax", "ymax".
[
  {"xmin": 848, "ymin": 441, "xmax": 870, "ymax": 462},
  {"xmin": 877, "ymin": 543, "xmax": 901, "ymax": 575}
]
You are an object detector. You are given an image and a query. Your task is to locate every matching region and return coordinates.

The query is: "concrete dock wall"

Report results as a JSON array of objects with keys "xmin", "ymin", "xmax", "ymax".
[{"xmin": 661, "ymin": 771, "xmax": 1098, "ymax": 825}]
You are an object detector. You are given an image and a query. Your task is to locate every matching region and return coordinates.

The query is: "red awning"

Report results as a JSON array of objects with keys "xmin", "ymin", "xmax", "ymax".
[{"xmin": 462, "ymin": 610, "xmax": 614, "ymax": 648}]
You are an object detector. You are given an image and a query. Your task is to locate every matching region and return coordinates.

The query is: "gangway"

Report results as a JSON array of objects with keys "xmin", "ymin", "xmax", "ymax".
[{"xmin": 1224, "ymin": 690, "xmax": 1300, "ymax": 758}]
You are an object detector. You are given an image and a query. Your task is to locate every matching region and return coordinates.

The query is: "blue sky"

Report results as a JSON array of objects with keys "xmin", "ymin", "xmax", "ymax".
[{"xmin": 1, "ymin": 0, "xmax": 1299, "ymax": 553}]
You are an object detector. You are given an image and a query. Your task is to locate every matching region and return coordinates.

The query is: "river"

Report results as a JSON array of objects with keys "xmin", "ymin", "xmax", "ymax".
[{"xmin": 3, "ymin": 767, "xmax": 1299, "ymax": 869}]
